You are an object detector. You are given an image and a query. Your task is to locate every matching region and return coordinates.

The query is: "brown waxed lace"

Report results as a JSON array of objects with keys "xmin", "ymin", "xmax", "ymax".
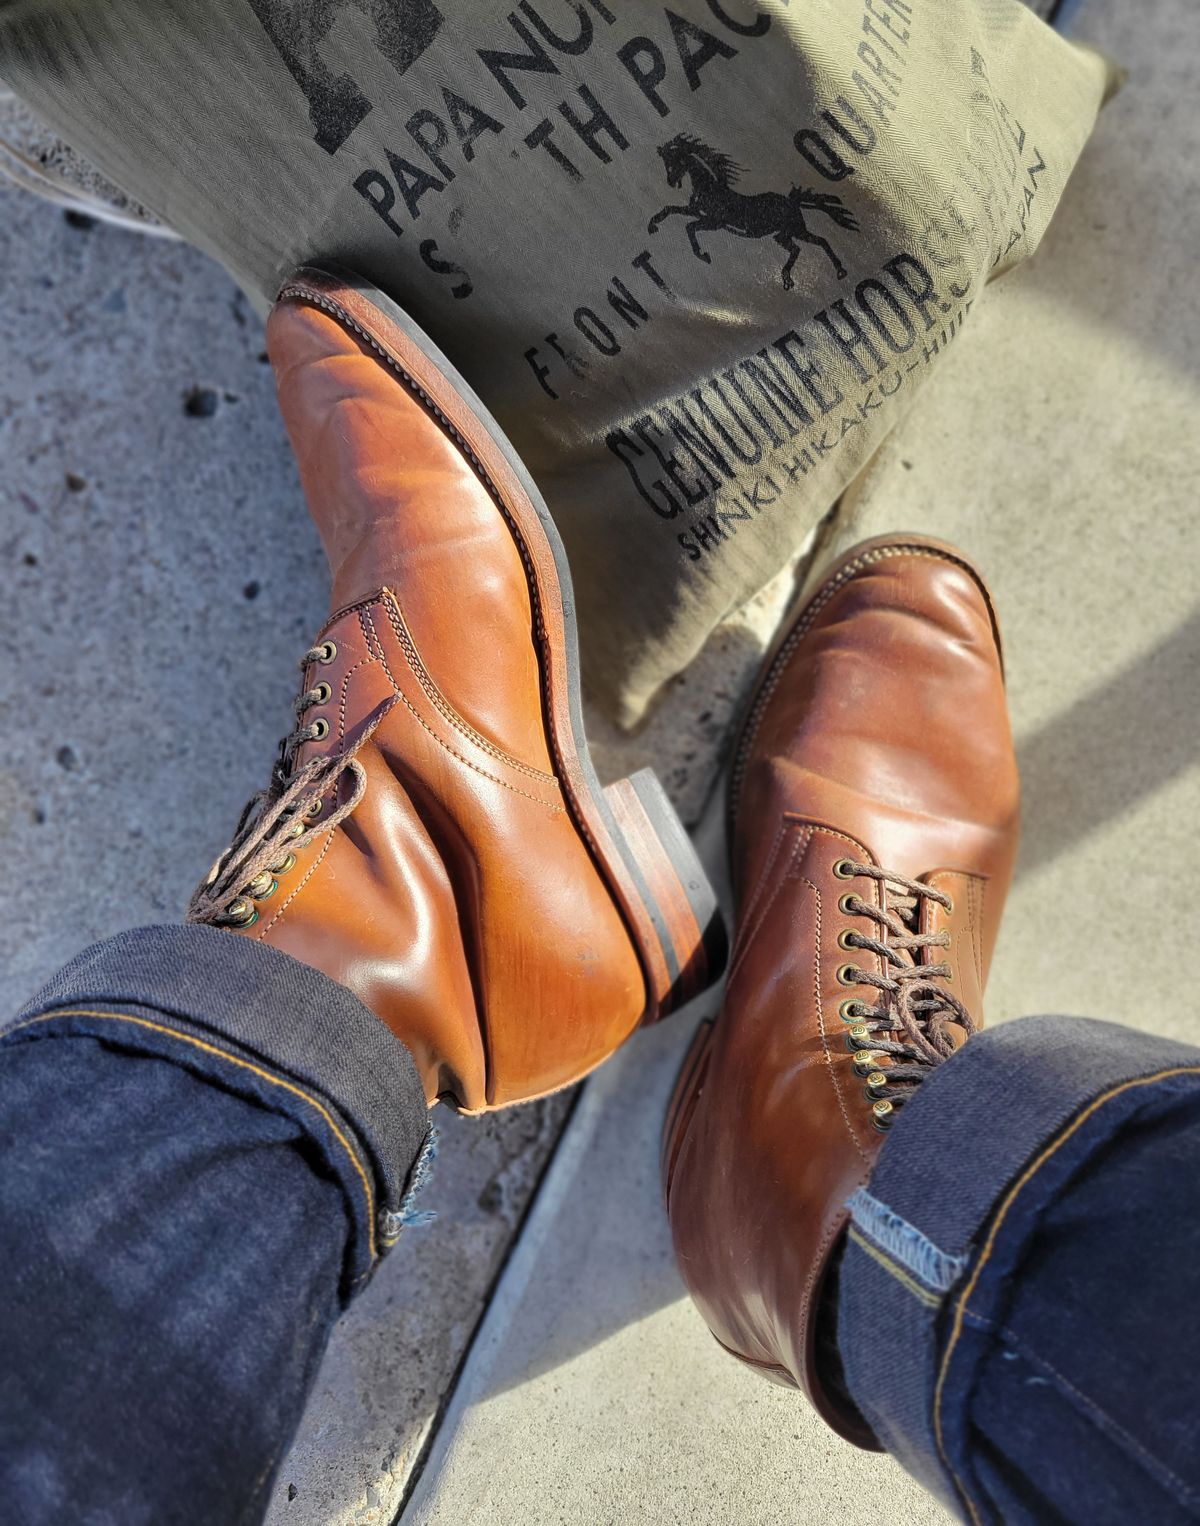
[
  {"xmin": 186, "ymin": 645, "xmax": 396, "ymax": 928},
  {"xmin": 837, "ymin": 860, "xmax": 977, "ymax": 1116}
]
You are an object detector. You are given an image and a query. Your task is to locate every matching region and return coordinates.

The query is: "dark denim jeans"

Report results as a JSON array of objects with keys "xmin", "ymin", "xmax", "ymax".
[
  {"xmin": 2, "ymin": 927, "xmax": 1198, "ymax": 1523},
  {"xmin": 840, "ymin": 1015, "xmax": 1200, "ymax": 1522},
  {"xmin": 0, "ymin": 925, "xmax": 432, "ymax": 1526}
]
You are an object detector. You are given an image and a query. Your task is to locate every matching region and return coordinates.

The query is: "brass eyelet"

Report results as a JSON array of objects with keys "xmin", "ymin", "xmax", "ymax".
[
  {"xmin": 942, "ymin": 895, "xmax": 954, "ymax": 915},
  {"xmin": 312, "ymin": 682, "xmax": 332, "ymax": 704},
  {"xmin": 310, "ymin": 717, "xmax": 330, "ymax": 742},
  {"xmin": 865, "ymin": 1071, "xmax": 888, "ymax": 1096},
  {"xmin": 305, "ymin": 797, "xmax": 323, "ymax": 818},
  {"xmin": 836, "ymin": 963, "xmax": 860, "ymax": 987},
  {"xmin": 837, "ymin": 928, "xmax": 857, "ymax": 951},
  {"xmin": 247, "ymin": 871, "xmax": 278, "ymax": 901},
  {"xmin": 838, "ymin": 892, "xmax": 858, "ymax": 916},
  {"xmin": 854, "ymin": 1050, "xmax": 883, "ymax": 1075},
  {"xmin": 225, "ymin": 898, "xmax": 258, "ymax": 929},
  {"xmin": 872, "ymin": 1099, "xmax": 895, "ymax": 1130},
  {"xmin": 270, "ymin": 852, "xmax": 297, "ymax": 876},
  {"xmin": 838, "ymin": 999, "xmax": 862, "ymax": 1024},
  {"xmin": 847, "ymin": 1023, "xmax": 872, "ymax": 1046},
  {"xmin": 833, "ymin": 858, "xmax": 856, "ymax": 880},
  {"xmin": 287, "ymin": 819, "xmax": 306, "ymax": 841},
  {"xmin": 318, "ymin": 641, "xmax": 337, "ymax": 665}
]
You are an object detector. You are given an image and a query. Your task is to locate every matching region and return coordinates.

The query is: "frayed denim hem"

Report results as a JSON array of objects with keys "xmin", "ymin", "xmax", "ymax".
[
  {"xmin": 846, "ymin": 1186, "xmax": 968, "ymax": 1295},
  {"xmin": 380, "ymin": 1125, "xmax": 439, "ymax": 1245}
]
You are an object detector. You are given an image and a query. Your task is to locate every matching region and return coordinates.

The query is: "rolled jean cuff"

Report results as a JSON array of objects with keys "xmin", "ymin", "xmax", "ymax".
[
  {"xmin": 3, "ymin": 923, "xmax": 432, "ymax": 1297},
  {"xmin": 836, "ymin": 1015, "xmax": 1200, "ymax": 1514}
]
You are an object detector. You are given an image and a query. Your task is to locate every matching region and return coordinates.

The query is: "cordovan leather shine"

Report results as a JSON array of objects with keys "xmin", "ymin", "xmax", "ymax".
[
  {"xmin": 224, "ymin": 272, "xmax": 714, "ymax": 1112},
  {"xmin": 664, "ymin": 536, "xmax": 1020, "ymax": 1444}
]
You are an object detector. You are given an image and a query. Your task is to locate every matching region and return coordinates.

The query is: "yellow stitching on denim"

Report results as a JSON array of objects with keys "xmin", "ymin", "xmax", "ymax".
[
  {"xmin": 933, "ymin": 1065, "xmax": 1200, "ymax": 1526},
  {"xmin": 847, "ymin": 1226, "xmax": 941, "ymax": 1309},
  {"xmin": 6, "ymin": 1008, "xmax": 378, "ymax": 1259}
]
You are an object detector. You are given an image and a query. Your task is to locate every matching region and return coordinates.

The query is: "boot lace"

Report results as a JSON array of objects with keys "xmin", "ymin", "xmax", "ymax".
[
  {"xmin": 833, "ymin": 859, "xmax": 976, "ymax": 1129},
  {"xmin": 186, "ymin": 642, "xmax": 394, "ymax": 929}
]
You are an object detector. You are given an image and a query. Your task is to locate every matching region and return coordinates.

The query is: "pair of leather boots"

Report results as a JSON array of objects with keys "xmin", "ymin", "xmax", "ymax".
[{"xmin": 190, "ymin": 269, "xmax": 1018, "ymax": 1447}]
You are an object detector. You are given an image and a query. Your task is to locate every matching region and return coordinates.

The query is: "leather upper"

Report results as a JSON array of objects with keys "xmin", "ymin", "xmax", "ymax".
[
  {"xmin": 666, "ymin": 540, "xmax": 1019, "ymax": 1443},
  {"xmin": 224, "ymin": 297, "xmax": 645, "ymax": 1111},
  {"xmin": 269, "ymin": 303, "xmax": 551, "ymax": 769}
]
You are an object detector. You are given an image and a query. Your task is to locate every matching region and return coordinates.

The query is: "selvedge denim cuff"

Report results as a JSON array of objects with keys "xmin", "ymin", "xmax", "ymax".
[
  {"xmin": 3, "ymin": 924, "xmax": 432, "ymax": 1296},
  {"xmin": 837, "ymin": 1015, "xmax": 1200, "ymax": 1516}
]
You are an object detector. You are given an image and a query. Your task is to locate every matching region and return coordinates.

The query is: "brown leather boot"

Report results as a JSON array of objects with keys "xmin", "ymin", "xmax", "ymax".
[
  {"xmin": 187, "ymin": 265, "xmax": 723, "ymax": 1113},
  {"xmin": 662, "ymin": 535, "xmax": 1019, "ymax": 1445}
]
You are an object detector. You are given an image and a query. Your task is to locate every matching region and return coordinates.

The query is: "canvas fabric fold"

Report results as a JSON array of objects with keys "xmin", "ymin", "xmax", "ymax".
[{"xmin": 0, "ymin": 0, "xmax": 1112, "ymax": 723}]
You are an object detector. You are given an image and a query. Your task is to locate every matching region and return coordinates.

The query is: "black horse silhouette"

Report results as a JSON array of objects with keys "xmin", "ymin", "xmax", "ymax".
[{"xmin": 648, "ymin": 134, "xmax": 859, "ymax": 288}]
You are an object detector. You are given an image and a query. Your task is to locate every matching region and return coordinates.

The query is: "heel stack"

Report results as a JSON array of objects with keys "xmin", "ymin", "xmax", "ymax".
[{"xmin": 602, "ymin": 768, "xmax": 726, "ymax": 1024}]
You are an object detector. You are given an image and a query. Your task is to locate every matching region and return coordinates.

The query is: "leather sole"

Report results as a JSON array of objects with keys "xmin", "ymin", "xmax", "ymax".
[{"xmin": 277, "ymin": 265, "xmax": 727, "ymax": 1040}]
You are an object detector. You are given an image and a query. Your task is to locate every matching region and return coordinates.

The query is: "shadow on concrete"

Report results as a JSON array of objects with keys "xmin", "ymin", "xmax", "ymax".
[
  {"xmin": 1021, "ymin": 15, "xmax": 1196, "ymax": 385},
  {"xmin": 439, "ymin": 1011, "xmax": 709, "ymax": 1404},
  {"xmin": 1016, "ymin": 605, "xmax": 1200, "ymax": 877}
]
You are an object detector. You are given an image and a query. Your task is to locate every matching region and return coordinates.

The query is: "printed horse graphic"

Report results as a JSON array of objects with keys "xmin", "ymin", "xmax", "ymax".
[{"xmin": 648, "ymin": 134, "xmax": 859, "ymax": 289}]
